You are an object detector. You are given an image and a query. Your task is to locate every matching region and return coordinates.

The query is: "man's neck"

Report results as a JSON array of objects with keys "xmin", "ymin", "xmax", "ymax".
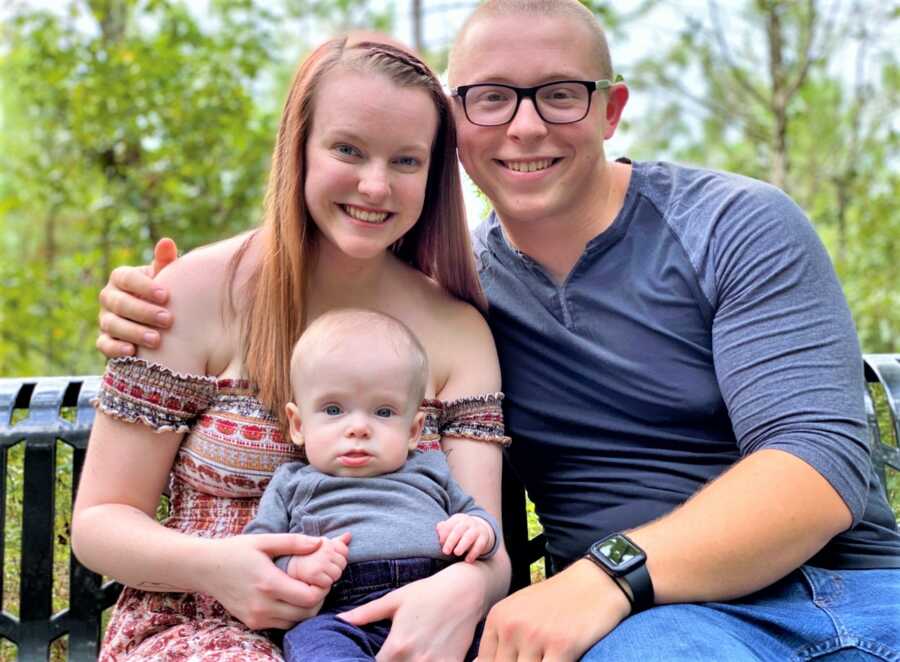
[{"xmin": 497, "ymin": 160, "xmax": 631, "ymax": 284}]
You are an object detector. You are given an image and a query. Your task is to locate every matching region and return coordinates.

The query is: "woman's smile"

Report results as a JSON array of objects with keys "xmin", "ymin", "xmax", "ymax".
[{"xmin": 340, "ymin": 203, "xmax": 392, "ymax": 225}]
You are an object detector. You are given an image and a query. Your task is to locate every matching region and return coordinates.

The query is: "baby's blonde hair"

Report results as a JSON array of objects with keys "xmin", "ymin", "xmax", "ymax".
[{"xmin": 289, "ymin": 309, "xmax": 429, "ymax": 406}]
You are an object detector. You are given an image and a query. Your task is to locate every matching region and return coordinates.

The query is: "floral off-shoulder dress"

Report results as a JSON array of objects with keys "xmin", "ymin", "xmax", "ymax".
[{"xmin": 91, "ymin": 357, "xmax": 510, "ymax": 661}]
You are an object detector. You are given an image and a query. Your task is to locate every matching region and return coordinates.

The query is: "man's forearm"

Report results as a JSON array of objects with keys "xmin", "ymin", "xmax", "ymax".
[{"xmin": 628, "ymin": 448, "xmax": 852, "ymax": 604}]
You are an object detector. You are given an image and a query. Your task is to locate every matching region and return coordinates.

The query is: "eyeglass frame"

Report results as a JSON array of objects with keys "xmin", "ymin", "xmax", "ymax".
[{"xmin": 450, "ymin": 75, "xmax": 625, "ymax": 127}]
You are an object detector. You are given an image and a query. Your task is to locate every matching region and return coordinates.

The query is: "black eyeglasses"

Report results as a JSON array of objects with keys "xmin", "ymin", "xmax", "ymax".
[{"xmin": 450, "ymin": 76, "xmax": 623, "ymax": 127}]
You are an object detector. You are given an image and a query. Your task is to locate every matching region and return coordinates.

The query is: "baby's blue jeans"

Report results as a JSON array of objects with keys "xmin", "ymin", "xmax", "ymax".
[{"xmin": 282, "ymin": 557, "xmax": 482, "ymax": 661}]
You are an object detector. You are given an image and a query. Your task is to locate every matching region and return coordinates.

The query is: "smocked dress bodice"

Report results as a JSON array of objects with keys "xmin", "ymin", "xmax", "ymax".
[{"xmin": 95, "ymin": 357, "xmax": 510, "ymax": 538}]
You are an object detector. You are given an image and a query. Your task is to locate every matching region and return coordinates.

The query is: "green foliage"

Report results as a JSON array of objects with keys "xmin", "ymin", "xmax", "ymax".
[
  {"xmin": 0, "ymin": 1, "xmax": 281, "ymax": 376},
  {"xmin": 0, "ymin": 0, "xmax": 395, "ymax": 378},
  {"xmin": 629, "ymin": 0, "xmax": 899, "ymax": 351}
]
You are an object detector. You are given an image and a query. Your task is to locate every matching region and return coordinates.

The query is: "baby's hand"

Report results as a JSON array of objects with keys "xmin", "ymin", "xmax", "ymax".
[
  {"xmin": 436, "ymin": 514, "xmax": 495, "ymax": 563},
  {"xmin": 287, "ymin": 532, "xmax": 351, "ymax": 589}
]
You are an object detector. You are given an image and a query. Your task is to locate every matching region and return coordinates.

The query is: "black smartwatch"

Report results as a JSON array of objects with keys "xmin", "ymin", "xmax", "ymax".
[{"xmin": 585, "ymin": 533, "xmax": 655, "ymax": 614}]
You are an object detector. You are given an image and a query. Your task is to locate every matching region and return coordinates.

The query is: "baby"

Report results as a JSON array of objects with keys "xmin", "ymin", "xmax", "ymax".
[{"xmin": 243, "ymin": 308, "xmax": 499, "ymax": 661}]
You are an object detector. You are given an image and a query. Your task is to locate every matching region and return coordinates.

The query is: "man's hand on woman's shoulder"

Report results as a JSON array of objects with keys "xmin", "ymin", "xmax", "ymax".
[{"xmin": 97, "ymin": 237, "xmax": 178, "ymax": 358}]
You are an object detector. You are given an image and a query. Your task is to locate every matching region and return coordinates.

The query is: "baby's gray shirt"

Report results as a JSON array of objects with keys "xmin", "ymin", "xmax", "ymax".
[{"xmin": 243, "ymin": 450, "xmax": 500, "ymax": 570}]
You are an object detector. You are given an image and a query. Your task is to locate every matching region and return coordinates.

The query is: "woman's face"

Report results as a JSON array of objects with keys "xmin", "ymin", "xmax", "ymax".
[{"xmin": 304, "ymin": 68, "xmax": 439, "ymax": 261}]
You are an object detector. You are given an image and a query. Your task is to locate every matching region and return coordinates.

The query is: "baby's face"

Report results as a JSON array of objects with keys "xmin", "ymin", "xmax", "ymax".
[{"xmin": 287, "ymin": 345, "xmax": 423, "ymax": 477}]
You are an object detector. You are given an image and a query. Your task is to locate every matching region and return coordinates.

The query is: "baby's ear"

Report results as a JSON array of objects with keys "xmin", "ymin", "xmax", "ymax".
[
  {"xmin": 285, "ymin": 403, "xmax": 305, "ymax": 448},
  {"xmin": 408, "ymin": 410, "xmax": 426, "ymax": 451}
]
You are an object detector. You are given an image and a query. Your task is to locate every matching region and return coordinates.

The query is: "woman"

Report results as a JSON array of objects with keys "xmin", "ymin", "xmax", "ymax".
[{"xmin": 73, "ymin": 37, "xmax": 510, "ymax": 660}]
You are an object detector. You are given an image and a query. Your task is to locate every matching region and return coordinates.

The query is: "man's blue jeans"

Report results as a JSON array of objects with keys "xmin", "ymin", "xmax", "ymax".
[
  {"xmin": 282, "ymin": 557, "xmax": 482, "ymax": 661},
  {"xmin": 581, "ymin": 566, "xmax": 900, "ymax": 661}
]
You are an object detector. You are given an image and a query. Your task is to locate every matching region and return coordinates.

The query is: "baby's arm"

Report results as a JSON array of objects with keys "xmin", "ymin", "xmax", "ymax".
[
  {"xmin": 437, "ymin": 460, "xmax": 502, "ymax": 563},
  {"xmin": 245, "ymin": 466, "xmax": 348, "ymax": 588},
  {"xmin": 437, "ymin": 514, "xmax": 496, "ymax": 563}
]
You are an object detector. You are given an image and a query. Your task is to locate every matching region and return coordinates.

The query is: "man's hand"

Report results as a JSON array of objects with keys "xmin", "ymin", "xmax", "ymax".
[
  {"xmin": 437, "ymin": 514, "xmax": 495, "ymax": 563},
  {"xmin": 477, "ymin": 559, "xmax": 631, "ymax": 662},
  {"xmin": 286, "ymin": 532, "xmax": 351, "ymax": 589},
  {"xmin": 97, "ymin": 237, "xmax": 179, "ymax": 357}
]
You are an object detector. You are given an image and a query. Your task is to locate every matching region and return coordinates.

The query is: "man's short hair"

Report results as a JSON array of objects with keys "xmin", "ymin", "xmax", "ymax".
[{"xmin": 449, "ymin": 0, "xmax": 614, "ymax": 83}]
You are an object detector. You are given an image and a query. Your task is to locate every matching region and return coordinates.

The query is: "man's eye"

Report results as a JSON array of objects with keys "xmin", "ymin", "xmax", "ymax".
[
  {"xmin": 324, "ymin": 405, "xmax": 342, "ymax": 416},
  {"xmin": 375, "ymin": 407, "xmax": 394, "ymax": 418},
  {"xmin": 472, "ymin": 89, "xmax": 512, "ymax": 105}
]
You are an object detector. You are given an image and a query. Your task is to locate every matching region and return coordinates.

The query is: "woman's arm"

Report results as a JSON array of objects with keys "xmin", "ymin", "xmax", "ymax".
[
  {"xmin": 74, "ymin": 247, "xmax": 327, "ymax": 630},
  {"xmin": 437, "ymin": 304, "xmax": 511, "ymax": 608},
  {"xmin": 340, "ymin": 302, "xmax": 511, "ymax": 661}
]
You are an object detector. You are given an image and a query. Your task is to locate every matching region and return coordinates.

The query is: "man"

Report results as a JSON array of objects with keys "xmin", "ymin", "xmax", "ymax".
[{"xmin": 97, "ymin": 1, "xmax": 900, "ymax": 660}]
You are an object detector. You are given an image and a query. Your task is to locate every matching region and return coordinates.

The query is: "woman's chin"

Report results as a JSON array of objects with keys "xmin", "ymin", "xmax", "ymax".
[{"xmin": 324, "ymin": 237, "xmax": 395, "ymax": 262}]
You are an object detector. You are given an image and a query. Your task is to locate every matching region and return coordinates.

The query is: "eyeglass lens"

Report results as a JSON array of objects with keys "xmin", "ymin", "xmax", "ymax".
[{"xmin": 465, "ymin": 82, "xmax": 591, "ymax": 126}]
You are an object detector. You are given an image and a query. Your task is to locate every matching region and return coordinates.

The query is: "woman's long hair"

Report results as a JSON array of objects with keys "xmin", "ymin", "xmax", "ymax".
[{"xmin": 230, "ymin": 38, "xmax": 485, "ymax": 427}]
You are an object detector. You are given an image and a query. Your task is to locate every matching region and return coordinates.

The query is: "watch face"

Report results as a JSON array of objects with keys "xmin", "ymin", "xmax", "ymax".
[{"xmin": 592, "ymin": 535, "xmax": 644, "ymax": 571}]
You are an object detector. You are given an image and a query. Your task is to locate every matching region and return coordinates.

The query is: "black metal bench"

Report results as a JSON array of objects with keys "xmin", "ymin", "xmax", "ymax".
[{"xmin": 1, "ymin": 355, "xmax": 898, "ymax": 660}]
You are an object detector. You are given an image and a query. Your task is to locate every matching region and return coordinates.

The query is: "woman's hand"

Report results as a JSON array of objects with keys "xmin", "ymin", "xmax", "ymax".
[
  {"xmin": 339, "ymin": 560, "xmax": 487, "ymax": 661},
  {"xmin": 97, "ymin": 237, "xmax": 179, "ymax": 357},
  {"xmin": 201, "ymin": 533, "xmax": 336, "ymax": 631}
]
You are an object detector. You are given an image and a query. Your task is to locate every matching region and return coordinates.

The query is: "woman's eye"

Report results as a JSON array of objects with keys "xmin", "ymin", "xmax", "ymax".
[
  {"xmin": 394, "ymin": 156, "xmax": 420, "ymax": 168},
  {"xmin": 324, "ymin": 405, "xmax": 342, "ymax": 416},
  {"xmin": 375, "ymin": 407, "xmax": 394, "ymax": 418},
  {"xmin": 335, "ymin": 144, "xmax": 360, "ymax": 158}
]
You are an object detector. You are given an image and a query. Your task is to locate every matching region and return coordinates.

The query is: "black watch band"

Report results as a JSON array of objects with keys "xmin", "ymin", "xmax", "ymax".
[
  {"xmin": 585, "ymin": 533, "xmax": 655, "ymax": 614},
  {"xmin": 618, "ymin": 559, "xmax": 654, "ymax": 612}
]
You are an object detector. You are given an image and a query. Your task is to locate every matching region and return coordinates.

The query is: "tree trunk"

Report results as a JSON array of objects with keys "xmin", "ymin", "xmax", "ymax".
[
  {"xmin": 764, "ymin": 0, "xmax": 788, "ymax": 190},
  {"xmin": 412, "ymin": 0, "xmax": 423, "ymax": 53}
]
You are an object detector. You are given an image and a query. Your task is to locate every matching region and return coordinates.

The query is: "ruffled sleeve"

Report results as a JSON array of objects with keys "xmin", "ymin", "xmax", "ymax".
[
  {"xmin": 418, "ymin": 400, "xmax": 444, "ymax": 451},
  {"xmin": 92, "ymin": 357, "xmax": 218, "ymax": 434},
  {"xmin": 438, "ymin": 393, "xmax": 511, "ymax": 447}
]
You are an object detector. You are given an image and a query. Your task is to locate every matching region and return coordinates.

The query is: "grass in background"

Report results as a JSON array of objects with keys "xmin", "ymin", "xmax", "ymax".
[{"xmin": 526, "ymin": 499, "xmax": 546, "ymax": 583}]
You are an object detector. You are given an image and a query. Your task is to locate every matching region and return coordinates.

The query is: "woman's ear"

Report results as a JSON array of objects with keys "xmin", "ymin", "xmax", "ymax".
[{"xmin": 285, "ymin": 402, "xmax": 305, "ymax": 448}]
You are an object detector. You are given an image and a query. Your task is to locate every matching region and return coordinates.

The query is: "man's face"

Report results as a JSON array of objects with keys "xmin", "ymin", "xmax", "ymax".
[{"xmin": 450, "ymin": 13, "xmax": 620, "ymax": 227}]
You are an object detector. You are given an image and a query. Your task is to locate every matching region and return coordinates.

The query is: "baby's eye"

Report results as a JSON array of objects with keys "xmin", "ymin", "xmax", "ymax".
[
  {"xmin": 324, "ymin": 405, "xmax": 342, "ymax": 416},
  {"xmin": 375, "ymin": 407, "xmax": 395, "ymax": 418}
]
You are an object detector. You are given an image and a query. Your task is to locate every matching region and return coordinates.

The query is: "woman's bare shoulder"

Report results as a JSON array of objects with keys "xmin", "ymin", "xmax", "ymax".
[
  {"xmin": 390, "ymin": 262, "xmax": 499, "ymax": 398},
  {"xmin": 154, "ymin": 231, "xmax": 258, "ymax": 294},
  {"xmin": 139, "ymin": 231, "xmax": 260, "ymax": 374},
  {"xmin": 393, "ymin": 261, "xmax": 482, "ymax": 324}
]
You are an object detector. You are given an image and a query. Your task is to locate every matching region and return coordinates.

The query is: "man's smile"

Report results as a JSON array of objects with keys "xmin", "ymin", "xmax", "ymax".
[{"xmin": 498, "ymin": 158, "xmax": 560, "ymax": 173}]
